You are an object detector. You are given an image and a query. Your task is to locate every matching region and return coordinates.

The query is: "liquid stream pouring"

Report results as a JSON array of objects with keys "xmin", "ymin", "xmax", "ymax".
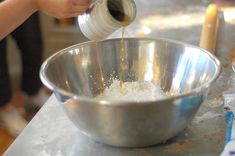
[{"xmin": 78, "ymin": 0, "xmax": 137, "ymax": 91}]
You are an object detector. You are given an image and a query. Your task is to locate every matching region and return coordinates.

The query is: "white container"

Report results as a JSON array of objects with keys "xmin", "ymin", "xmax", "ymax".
[{"xmin": 78, "ymin": 0, "xmax": 136, "ymax": 40}]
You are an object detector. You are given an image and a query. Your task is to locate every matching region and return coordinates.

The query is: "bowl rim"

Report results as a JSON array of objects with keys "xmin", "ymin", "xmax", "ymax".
[{"xmin": 40, "ymin": 37, "xmax": 221, "ymax": 106}]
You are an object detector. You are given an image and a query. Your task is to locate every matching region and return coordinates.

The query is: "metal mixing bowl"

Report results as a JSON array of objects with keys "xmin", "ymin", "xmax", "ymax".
[{"xmin": 40, "ymin": 38, "xmax": 220, "ymax": 147}]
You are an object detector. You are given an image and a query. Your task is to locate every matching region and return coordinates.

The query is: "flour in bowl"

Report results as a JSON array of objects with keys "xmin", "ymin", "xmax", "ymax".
[{"xmin": 96, "ymin": 80, "xmax": 167, "ymax": 101}]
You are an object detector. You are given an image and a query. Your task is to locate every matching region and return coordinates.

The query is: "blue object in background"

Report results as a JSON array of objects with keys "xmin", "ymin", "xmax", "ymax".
[{"xmin": 226, "ymin": 112, "xmax": 234, "ymax": 144}]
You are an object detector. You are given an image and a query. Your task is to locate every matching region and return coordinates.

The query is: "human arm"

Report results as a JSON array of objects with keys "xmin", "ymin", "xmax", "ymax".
[{"xmin": 0, "ymin": 0, "xmax": 90, "ymax": 40}]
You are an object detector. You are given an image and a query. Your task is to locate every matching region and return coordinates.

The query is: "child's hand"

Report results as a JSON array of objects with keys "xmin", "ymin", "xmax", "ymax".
[{"xmin": 34, "ymin": 0, "xmax": 91, "ymax": 18}]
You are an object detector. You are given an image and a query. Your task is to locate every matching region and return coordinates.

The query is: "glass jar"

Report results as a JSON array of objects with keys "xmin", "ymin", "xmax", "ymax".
[{"xmin": 78, "ymin": 0, "xmax": 137, "ymax": 40}]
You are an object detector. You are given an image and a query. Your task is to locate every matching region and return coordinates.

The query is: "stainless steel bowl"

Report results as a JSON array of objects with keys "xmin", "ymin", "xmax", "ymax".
[{"xmin": 40, "ymin": 38, "xmax": 221, "ymax": 147}]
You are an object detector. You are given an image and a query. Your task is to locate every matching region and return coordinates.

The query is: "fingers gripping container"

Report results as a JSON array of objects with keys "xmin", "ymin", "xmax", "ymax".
[{"xmin": 78, "ymin": 0, "xmax": 136, "ymax": 40}]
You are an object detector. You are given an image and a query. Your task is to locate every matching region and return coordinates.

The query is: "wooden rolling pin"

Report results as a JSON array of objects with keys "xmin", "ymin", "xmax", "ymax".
[{"xmin": 200, "ymin": 3, "xmax": 219, "ymax": 54}]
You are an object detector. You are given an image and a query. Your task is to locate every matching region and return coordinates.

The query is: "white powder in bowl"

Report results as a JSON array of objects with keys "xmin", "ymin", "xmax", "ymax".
[{"xmin": 96, "ymin": 80, "xmax": 167, "ymax": 102}]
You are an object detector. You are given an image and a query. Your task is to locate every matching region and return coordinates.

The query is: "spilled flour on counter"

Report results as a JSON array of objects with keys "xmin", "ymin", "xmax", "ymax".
[
  {"xmin": 96, "ymin": 80, "xmax": 168, "ymax": 101},
  {"xmin": 192, "ymin": 112, "xmax": 222, "ymax": 124}
]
